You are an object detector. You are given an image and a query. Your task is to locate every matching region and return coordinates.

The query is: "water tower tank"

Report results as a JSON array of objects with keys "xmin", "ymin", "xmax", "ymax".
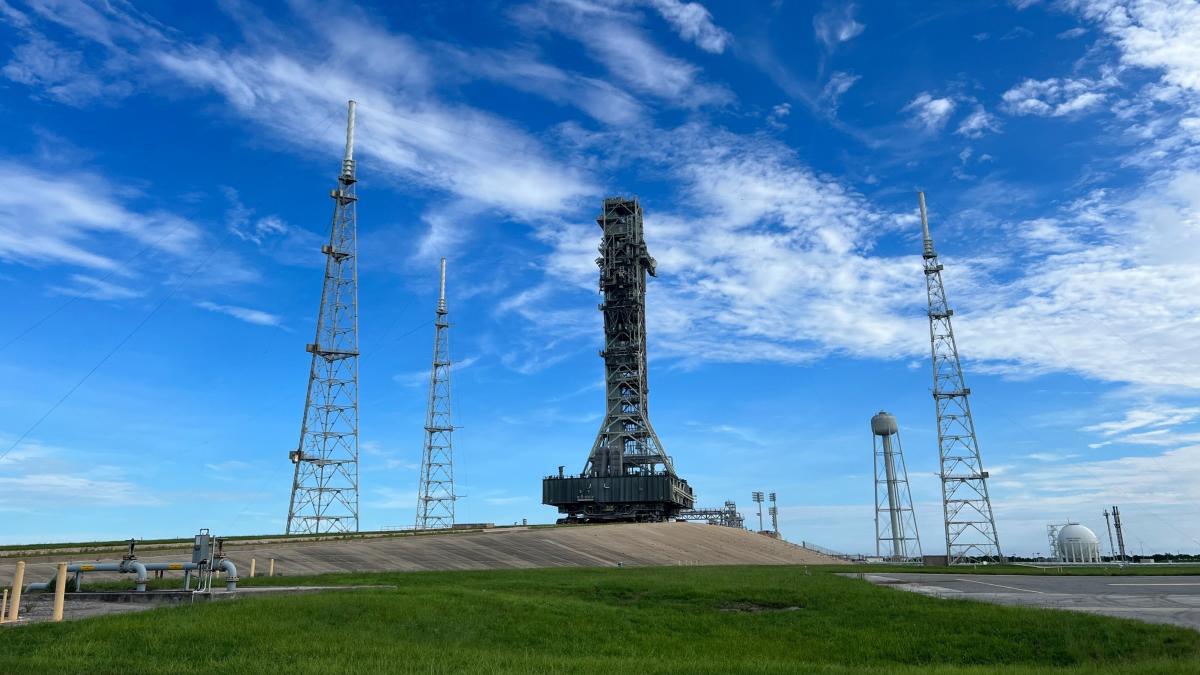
[
  {"xmin": 871, "ymin": 412, "xmax": 898, "ymax": 436},
  {"xmin": 1057, "ymin": 523, "xmax": 1101, "ymax": 563}
]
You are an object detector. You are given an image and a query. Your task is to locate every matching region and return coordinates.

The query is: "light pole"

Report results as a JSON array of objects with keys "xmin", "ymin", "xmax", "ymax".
[{"xmin": 752, "ymin": 491, "xmax": 764, "ymax": 532}]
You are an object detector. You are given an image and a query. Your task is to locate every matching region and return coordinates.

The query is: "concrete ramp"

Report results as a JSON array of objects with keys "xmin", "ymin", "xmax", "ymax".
[{"xmin": 3, "ymin": 523, "xmax": 844, "ymax": 585}]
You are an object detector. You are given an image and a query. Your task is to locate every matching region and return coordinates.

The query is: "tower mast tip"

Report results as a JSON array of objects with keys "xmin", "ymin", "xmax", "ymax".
[
  {"xmin": 918, "ymin": 191, "xmax": 935, "ymax": 258},
  {"xmin": 342, "ymin": 100, "xmax": 357, "ymax": 175},
  {"xmin": 438, "ymin": 257, "xmax": 447, "ymax": 313}
]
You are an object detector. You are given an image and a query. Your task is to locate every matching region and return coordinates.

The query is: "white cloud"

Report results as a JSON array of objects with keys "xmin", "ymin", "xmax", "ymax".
[
  {"xmin": 767, "ymin": 101, "xmax": 792, "ymax": 129},
  {"xmin": 368, "ymin": 487, "xmax": 418, "ymax": 509},
  {"xmin": 220, "ymin": 187, "xmax": 324, "ymax": 268},
  {"xmin": 514, "ymin": 0, "xmax": 730, "ymax": 106},
  {"xmin": 903, "ymin": 92, "xmax": 957, "ymax": 131},
  {"xmin": 156, "ymin": 43, "xmax": 593, "ymax": 215},
  {"xmin": 821, "ymin": 71, "xmax": 860, "ymax": 114},
  {"xmin": 1, "ymin": 31, "xmax": 132, "ymax": 105},
  {"xmin": 953, "ymin": 170, "xmax": 1200, "ymax": 388},
  {"xmin": 195, "ymin": 300, "xmax": 284, "ymax": 327},
  {"xmin": 645, "ymin": 0, "xmax": 730, "ymax": 53},
  {"xmin": 1057, "ymin": 26, "xmax": 1088, "ymax": 39},
  {"xmin": 1066, "ymin": 0, "xmax": 1200, "ymax": 94},
  {"xmin": 455, "ymin": 48, "xmax": 644, "ymax": 125},
  {"xmin": 520, "ymin": 124, "xmax": 919, "ymax": 367},
  {"xmin": 1001, "ymin": 77, "xmax": 1110, "ymax": 116},
  {"xmin": 1025, "ymin": 452, "xmax": 1081, "ymax": 461},
  {"xmin": 15, "ymin": 0, "xmax": 1200, "ymax": 400},
  {"xmin": 1082, "ymin": 406, "xmax": 1200, "ymax": 436},
  {"xmin": 0, "ymin": 473, "xmax": 145, "ymax": 504},
  {"xmin": 394, "ymin": 355, "xmax": 480, "ymax": 387},
  {"xmin": 0, "ymin": 160, "xmax": 202, "ymax": 272},
  {"xmin": 10, "ymin": 2, "xmax": 596, "ymax": 218},
  {"xmin": 204, "ymin": 460, "xmax": 252, "ymax": 473},
  {"xmin": 1000, "ymin": 445, "xmax": 1200, "ymax": 513},
  {"xmin": 955, "ymin": 105, "xmax": 1001, "ymax": 137},
  {"xmin": 49, "ymin": 274, "xmax": 144, "ymax": 300},
  {"xmin": 813, "ymin": 4, "xmax": 865, "ymax": 49}
]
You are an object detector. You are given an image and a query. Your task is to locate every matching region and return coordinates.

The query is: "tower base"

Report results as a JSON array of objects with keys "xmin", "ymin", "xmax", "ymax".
[{"xmin": 543, "ymin": 474, "xmax": 695, "ymax": 523}]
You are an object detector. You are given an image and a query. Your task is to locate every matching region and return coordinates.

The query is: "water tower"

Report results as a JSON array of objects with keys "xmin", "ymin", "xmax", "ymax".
[{"xmin": 872, "ymin": 411, "xmax": 923, "ymax": 562}]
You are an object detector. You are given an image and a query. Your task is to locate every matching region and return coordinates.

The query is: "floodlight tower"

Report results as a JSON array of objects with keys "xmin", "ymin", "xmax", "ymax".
[
  {"xmin": 768, "ymin": 492, "xmax": 779, "ymax": 536},
  {"xmin": 1103, "ymin": 509, "xmax": 1117, "ymax": 559},
  {"xmin": 1112, "ymin": 505, "xmax": 1128, "ymax": 562},
  {"xmin": 752, "ymin": 491, "xmax": 765, "ymax": 532},
  {"xmin": 415, "ymin": 258, "xmax": 457, "ymax": 530},
  {"xmin": 871, "ymin": 411, "xmax": 923, "ymax": 562},
  {"xmin": 919, "ymin": 192, "xmax": 1002, "ymax": 564},
  {"xmin": 286, "ymin": 100, "xmax": 361, "ymax": 534}
]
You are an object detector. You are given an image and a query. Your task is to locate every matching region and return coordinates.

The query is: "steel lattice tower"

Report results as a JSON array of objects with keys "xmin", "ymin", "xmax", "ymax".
[
  {"xmin": 286, "ymin": 100, "xmax": 361, "ymax": 535},
  {"xmin": 919, "ymin": 191, "xmax": 1002, "ymax": 563},
  {"xmin": 415, "ymin": 258, "xmax": 456, "ymax": 529},
  {"xmin": 871, "ymin": 411, "xmax": 923, "ymax": 562},
  {"xmin": 584, "ymin": 199, "xmax": 674, "ymax": 479},
  {"xmin": 543, "ymin": 197, "xmax": 693, "ymax": 522}
]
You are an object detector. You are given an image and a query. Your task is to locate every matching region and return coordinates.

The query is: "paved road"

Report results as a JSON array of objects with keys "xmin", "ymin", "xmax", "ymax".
[{"xmin": 857, "ymin": 572, "xmax": 1200, "ymax": 631}]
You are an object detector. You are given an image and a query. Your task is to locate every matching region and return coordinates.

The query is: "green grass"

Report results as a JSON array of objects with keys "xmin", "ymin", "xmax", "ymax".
[{"xmin": 2, "ymin": 566, "xmax": 1198, "ymax": 674}]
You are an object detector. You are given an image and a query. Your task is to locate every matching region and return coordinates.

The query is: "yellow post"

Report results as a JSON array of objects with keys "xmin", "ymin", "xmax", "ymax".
[
  {"xmin": 8, "ymin": 561, "xmax": 24, "ymax": 623},
  {"xmin": 249, "ymin": 558, "xmax": 256, "ymax": 578},
  {"xmin": 1, "ymin": 588, "xmax": 8, "ymax": 624},
  {"xmin": 53, "ymin": 562, "xmax": 68, "ymax": 622},
  {"xmin": 268, "ymin": 559, "xmax": 275, "ymax": 577}
]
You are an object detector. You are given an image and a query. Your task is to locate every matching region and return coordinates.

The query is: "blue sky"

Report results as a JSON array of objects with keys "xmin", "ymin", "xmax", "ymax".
[{"xmin": 2, "ymin": 0, "xmax": 1200, "ymax": 556}]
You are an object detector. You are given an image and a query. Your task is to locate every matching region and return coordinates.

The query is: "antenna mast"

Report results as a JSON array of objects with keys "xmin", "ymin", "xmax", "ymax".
[
  {"xmin": 919, "ymin": 192, "xmax": 1002, "ymax": 564},
  {"xmin": 416, "ymin": 257, "xmax": 456, "ymax": 529},
  {"xmin": 286, "ymin": 100, "xmax": 361, "ymax": 534}
]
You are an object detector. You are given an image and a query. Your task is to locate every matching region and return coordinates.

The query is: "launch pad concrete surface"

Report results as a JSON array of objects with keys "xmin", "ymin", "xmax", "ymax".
[
  {"xmin": 1, "ymin": 522, "xmax": 844, "ymax": 588},
  {"xmin": 858, "ymin": 572, "xmax": 1200, "ymax": 631}
]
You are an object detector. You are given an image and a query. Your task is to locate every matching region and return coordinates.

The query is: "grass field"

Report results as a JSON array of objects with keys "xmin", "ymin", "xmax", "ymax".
[{"xmin": 2, "ymin": 566, "xmax": 1198, "ymax": 674}]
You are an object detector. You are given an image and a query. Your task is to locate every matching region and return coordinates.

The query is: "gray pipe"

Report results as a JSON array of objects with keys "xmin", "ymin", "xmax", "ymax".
[
  {"xmin": 124, "ymin": 561, "xmax": 148, "ymax": 592},
  {"xmin": 28, "ymin": 561, "xmax": 206, "ymax": 592},
  {"xmin": 217, "ymin": 559, "xmax": 239, "ymax": 591}
]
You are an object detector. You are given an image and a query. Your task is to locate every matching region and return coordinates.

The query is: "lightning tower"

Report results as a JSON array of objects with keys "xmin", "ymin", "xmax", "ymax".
[
  {"xmin": 543, "ymin": 197, "xmax": 693, "ymax": 522},
  {"xmin": 287, "ymin": 100, "xmax": 361, "ymax": 534},
  {"xmin": 920, "ymin": 191, "xmax": 1002, "ymax": 563},
  {"xmin": 871, "ymin": 411, "xmax": 922, "ymax": 562},
  {"xmin": 415, "ymin": 258, "xmax": 456, "ymax": 529}
]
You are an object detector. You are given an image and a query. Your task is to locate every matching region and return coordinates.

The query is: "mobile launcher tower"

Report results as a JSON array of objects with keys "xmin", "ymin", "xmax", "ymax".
[{"xmin": 543, "ymin": 197, "xmax": 694, "ymax": 522}]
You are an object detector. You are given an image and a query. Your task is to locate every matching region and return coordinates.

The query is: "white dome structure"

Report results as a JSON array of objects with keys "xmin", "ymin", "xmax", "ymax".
[{"xmin": 1057, "ymin": 523, "xmax": 1101, "ymax": 563}]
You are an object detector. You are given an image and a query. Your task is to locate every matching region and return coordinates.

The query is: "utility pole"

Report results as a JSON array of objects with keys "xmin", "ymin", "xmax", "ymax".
[
  {"xmin": 1103, "ymin": 509, "xmax": 1116, "ymax": 560},
  {"xmin": 768, "ymin": 492, "xmax": 779, "ymax": 536},
  {"xmin": 752, "ymin": 491, "xmax": 764, "ymax": 532},
  {"xmin": 920, "ymin": 192, "xmax": 1002, "ymax": 564},
  {"xmin": 416, "ymin": 258, "xmax": 457, "ymax": 529},
  {"xmin": 1112, "ymin": 505, "xmax": 1128, "ymax": 562},
  {"xmin": 286, "ymin": 100, "xmax": 361, "ymax": 534}
]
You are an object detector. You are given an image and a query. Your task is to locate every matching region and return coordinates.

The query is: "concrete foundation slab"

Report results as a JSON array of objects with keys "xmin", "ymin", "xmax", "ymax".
[{"xmin": 853, "ymin": 572, "xmax": 1200, "ymax": 632}]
